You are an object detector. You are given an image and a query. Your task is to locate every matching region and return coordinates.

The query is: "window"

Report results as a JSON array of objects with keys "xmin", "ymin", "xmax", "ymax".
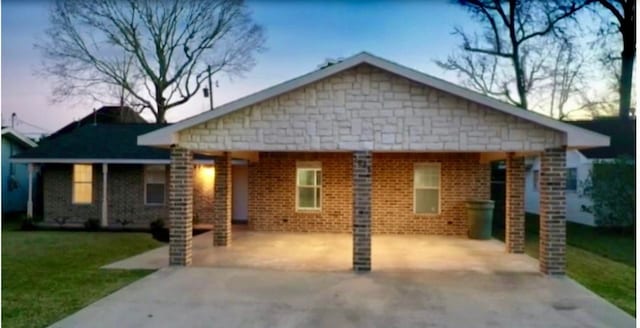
[
  {"xmin": 533, "ymin": 170, "xmax": 539, "ymax": 191},
  {"xmin": 145, "ymin": 165, "xmax": 166, "ymax": 205},
  {"xmin": 566, "ymin": 168, "xmax": 577, "ymax": 191},
  {"xmin": 296, "ymin": 162, "xmax": 321, "ymax": 210},
  {"xmin": 414, "ymin": 163, "xmax": 440, "ymax": 214},
  {"xmin": 72, "ymin": 164, "xmax": 92, "ymax": 204}
]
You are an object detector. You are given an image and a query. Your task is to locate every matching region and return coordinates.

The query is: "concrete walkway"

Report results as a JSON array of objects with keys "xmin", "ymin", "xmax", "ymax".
[
  {"xmin": 52, "ymin": 267, "xmax": 635, "ymax": 328},
  {"xmin": 105, "ymin": 230, "xmax": 538, "ymax": 273}
]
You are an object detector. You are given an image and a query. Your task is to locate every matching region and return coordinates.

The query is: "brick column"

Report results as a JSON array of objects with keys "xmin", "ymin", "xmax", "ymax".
[
  {"xmin": 213, "ymin": 152, "xmax": 232, "ymax": 246},
  {"xmin": 505, "ymin": 154, "xmax": 525, "ymax": 253},
  {"xmin": 539, "ymin": 147, "xmax": 566, "ymax": 275},
  {"xmin": 169, "ymin": 146, "xmax": 193, "ymax": 266},
  {"xmin": 353, "ymin": 151, "xmax": 372, "ymax": 272}
]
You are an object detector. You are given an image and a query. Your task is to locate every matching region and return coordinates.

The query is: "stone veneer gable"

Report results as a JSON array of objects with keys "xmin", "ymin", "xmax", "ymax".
[{"xmin": 179, "ymin": 64, "xmax": 564, "ymax": 152}]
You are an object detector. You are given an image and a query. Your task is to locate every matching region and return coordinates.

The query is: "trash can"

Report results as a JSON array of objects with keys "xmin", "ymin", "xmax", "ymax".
[{"xmin": 466, "ymin": 200, "xmax": 495, "ymax": 240}]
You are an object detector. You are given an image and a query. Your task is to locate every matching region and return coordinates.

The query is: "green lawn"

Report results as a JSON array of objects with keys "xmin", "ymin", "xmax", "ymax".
[
  {"xmin": 494, "ymin": 214, "xmax": 636, "ymax": 315},
  {"xmin": 2, "ymin": 220, "xmax": 163, "ymax": 328}
]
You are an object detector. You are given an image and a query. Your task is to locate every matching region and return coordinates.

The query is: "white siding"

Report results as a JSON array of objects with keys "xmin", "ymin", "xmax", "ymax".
[{"xmin": 524, "ymin": 150, "xmax": 596, "ymax": 226}]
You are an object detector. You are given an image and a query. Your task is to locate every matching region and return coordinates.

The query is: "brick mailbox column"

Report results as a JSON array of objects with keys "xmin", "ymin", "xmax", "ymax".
[
  {"xmin": 505, "ymin": 154, "xmax": 525, "ymax": 253},
  {"xmin": 213, "ymin": 152, "xmax": 232, "ymax": 246},
  {"xmin": 539, "ymin": 147, "xmax": 567, "ymax": 275},
  {"xmin": 169, "ymin": 146, "xmax": 194, "ymax": 266},
  {"xmin": 353, "ymin": 151, "xmax": 372, "ymax": 272}
]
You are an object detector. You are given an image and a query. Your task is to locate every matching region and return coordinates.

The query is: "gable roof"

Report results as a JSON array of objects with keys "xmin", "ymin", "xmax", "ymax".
[
  {"xmin": 11, "ymin": 123, "xmax": 212, "ymax": 164},
  {"xmin": 568, "ymin": 118, "xmax": 636, "ymax": 159},
  {"xmin": 1, "ymin": 127, "xmax": 37, "ymax": 148},
  {"xmin": 138, "ymin": 52, "xmax": 609, "ymax": 149},
  {"xmin": 48, "ymin": 106, "xmax": 147, "ymax": 139}
]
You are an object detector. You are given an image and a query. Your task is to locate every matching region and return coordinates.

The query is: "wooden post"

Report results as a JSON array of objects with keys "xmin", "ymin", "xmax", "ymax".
[
  {"xmin": 27, "ymin": 163, "xmax": 34, "ymax": 218},
  {"xmin": 101, "ymin": 163, "xmax": 108, "ymax": 228}
]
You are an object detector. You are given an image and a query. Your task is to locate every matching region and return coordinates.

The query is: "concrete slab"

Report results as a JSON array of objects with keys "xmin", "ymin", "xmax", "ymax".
[
  {"xmin": 105, "ymin": 229, "xmax": 538, "ymax": 273},
  {"xmin": 52, "ymin": 267, "xmax": 635, "ymax": 328}
]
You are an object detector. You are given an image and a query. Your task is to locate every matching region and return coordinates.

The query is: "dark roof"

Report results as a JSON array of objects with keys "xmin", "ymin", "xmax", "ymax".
[
  {"xmin": 11, "ymin": 123, "xmax": 216, "ymax": 163},
  {"xmin": 48, "ymin": 106, "xmax": 147, "ymax": 139},
  {"xmin": 567, "ymin": 118, "xmax": 636, "ymax": 159}
]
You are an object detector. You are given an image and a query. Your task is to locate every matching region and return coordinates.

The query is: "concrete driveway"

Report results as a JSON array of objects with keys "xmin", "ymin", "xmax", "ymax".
[
  {"xmin": 52, "ymin": 267, "xmax": 634, "ymax": 328},
  {"xmin": 105, "ymin": 229, "xmax": 538, "ymax": 273}
]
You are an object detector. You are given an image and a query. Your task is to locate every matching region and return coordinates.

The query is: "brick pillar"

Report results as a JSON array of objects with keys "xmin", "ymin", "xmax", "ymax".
[
  {"xmin": 539, "ymin": 147, "xmax": 566, "ymax": 275},
  {"xmin": 353, "ymin": 151, "xmax": 372, "ymax": 272},
  {"xmin": 213, "ymin": 152, "xmax": 232, "ymax": 246},
  {"xmin": 169, "ymin": 146, "xmax": 193, "ymax": 266},
  {"xmin": 505, "ymin": 154, "xmax": 525, "ymax": 253}
]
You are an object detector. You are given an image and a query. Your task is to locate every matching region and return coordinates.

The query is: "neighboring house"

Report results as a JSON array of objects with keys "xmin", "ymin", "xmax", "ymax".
[
  {"xmin": 11, "ymin": 124, "xmax": 221, "ymax": 228},
  {"xmin": 2, "ymin": 127, "xmax": 37, "ymax": 214},
  {"xmin": 524, "ymin": 118, "xmax": 635, "ymax": 226},
  {"xmin": 48, "ymin": 105, "xmax": 147, "ymax": 139},
  {"xmin": 138, "ymin": 52, "xmax": 608, "ymax": 275}
]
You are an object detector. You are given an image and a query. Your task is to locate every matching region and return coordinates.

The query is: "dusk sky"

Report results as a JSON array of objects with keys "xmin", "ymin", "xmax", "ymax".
[{"xmin": 3, "ymin": 1, "xmax": 482, "ymax": 137}]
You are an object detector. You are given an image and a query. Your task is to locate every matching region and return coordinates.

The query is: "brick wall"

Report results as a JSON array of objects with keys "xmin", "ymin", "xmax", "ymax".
[
  {"xmin": 42, "ymin": 163, "xmax": 213, "ymax": 228},
  {"xmin": 372, "ymin": 153, "xmax": 490, "ymax": 235},
  {"xmin": 248, "ymin": 151, "xmax": 489, "ymax": 235},
  {"xmin": 180, "ymin": 64, "xmax": 563, "ymax": 152},
  {"xmin": 193, "ymin": 165, "xmax": 215, "ymax": 225},
  {"xmin": 248, "ymin": 152, "xmax": 353, "ymax": 233}
]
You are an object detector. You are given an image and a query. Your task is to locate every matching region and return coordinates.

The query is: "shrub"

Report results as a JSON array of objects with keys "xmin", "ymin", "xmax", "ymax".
[
  {"xmin": 150, "ymin": 219, "xmax": 169, "ymax": 242},
  {"xmin": 84, "ymin": 218, "xmax": 101, "ymax": 231},
  {"xmin": 581, "ymin": 156, "xmax": 635, "ymax": 231},
  {"xmin": 53, "ymin": 216, "xmax": 68, "ymax": 227},
  {"xmin": 116, "ymin": 218, "xmax": 134, "ymax": 229}
]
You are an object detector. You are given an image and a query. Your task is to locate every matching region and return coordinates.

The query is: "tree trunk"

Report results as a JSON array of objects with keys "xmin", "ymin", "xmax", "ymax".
[
  {"xmin": 619, "ymin": 47, "xmax": 635, "ymax": 120},
  {"xmin": 155, "ymin": 84, "xmax": 167, "ymax": 124},
  {"xmin": 512, "ymin": 53, "xmax": 528, "ymax": 109}
]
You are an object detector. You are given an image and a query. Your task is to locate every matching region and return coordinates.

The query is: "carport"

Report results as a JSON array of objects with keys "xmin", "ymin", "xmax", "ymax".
[
  {"xmin": 106, "ymin": 227, "xmax": 538, "ymax": 274},
  {"xmin": 137, "ymin": 52, "xmax": 609, "ymax": 275}
]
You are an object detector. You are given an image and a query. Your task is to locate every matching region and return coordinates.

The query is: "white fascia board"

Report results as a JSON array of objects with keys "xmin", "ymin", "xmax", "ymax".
[
  {"xmin": 137, "ymin": 52, "xmax": 609, "ymax": 149},
  {"xmin": 1, "ymin": 128, "xmax": 38, "ymax": 148}
]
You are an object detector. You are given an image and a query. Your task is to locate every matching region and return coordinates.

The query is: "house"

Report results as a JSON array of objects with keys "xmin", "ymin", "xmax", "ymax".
[
  {"xmin": 137, "ymin": 52, "xmax": 608, "ymax": 275},
  {"xmin": 11, "ymin": 123, "xmax": 223, "ymax": 228},
  {"xmin": 524, "ymin": 118, "xmax": 635, "ymax": 226},
  {"xmin": 2, "ymin": 127, "xmax": 37, "ymax": 214},
  {"xmin": 47, "ymin": 105, "xmax": 147, "ymax": 139}
]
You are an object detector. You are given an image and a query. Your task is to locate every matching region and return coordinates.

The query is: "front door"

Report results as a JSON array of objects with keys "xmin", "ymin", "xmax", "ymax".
[{"xmin": 232, "ymin": 163, "xmax": 249, "ymax": 223}]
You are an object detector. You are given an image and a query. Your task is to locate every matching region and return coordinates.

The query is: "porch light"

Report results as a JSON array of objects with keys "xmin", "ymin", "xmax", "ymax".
[{"xmin": 198, "ymin": 165, "xmax": 215, "ymax": 183}]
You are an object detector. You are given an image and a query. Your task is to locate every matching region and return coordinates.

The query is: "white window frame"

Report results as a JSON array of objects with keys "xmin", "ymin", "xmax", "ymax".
[
  {"xmin": 72, "ymin": 164, "xmax": 93, "ymax": 204},
  {"xmin": 144, "ymin": 165, "xmax": 166, "ymax": 206},
  {"xmin": 413, "ymin": 163, "xmax": 441, "ymax": 215},
  {"xmin": 565, "ymin": 167, "xmax": 578, "ymax": 192},
  {"xmin": 296, "ymin": 161, "xmax": 322, "ymax": 211}
]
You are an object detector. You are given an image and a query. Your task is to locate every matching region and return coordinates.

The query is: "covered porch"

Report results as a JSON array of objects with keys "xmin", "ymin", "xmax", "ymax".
[{"xmin": 165, "ymin": 148, "xmax": 566, "ymax": 275}]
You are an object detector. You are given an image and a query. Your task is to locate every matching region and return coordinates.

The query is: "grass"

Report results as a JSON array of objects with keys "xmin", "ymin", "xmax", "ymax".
[
  {"xmin": 494, "ymin": 214, "xmax": 636, "ymax": 315},
  {"xmin": 2, "ymin": 219, "xmax": 163, "ymax": 328}
]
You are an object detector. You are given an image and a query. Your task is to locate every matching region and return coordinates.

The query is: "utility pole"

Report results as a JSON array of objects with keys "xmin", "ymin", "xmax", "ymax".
[
  {"xmin": 11, "ymin": 113, "xmax": 16, "ymax": 128},
  {"xmin": 207, "ymin": 65, "xmax": 214, "ymax": 111}
]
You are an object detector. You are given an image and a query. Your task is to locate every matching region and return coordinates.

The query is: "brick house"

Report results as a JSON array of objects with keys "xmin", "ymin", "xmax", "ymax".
[
  {"xmin": 11, "ymin": 123, "xmax": 218, "ymax": 229},
  {"xmin": 138, "ymin": 52, "xmax": 609, "ymax": 275}
]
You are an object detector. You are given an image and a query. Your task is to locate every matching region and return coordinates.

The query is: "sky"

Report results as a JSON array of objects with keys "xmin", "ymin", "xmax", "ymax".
[{"xmin": 1, "ymin": 0, "xmax": 480, "ymax": 137}]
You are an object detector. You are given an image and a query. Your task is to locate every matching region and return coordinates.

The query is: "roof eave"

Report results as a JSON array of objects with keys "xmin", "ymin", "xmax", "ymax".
[{"xmin": 136, "ymin": 51, "xmax": 613, "ymax": 149}]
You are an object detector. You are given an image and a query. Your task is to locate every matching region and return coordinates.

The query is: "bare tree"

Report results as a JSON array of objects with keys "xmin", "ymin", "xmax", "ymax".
[
  {"xmin": 592, "ymin": 0, "xmax": 635, "ymax": 120},
  {"xmin": 438, "ymin": 0, "xmax": 591, "ymax": 110},
  {"xmin": 544, "ymin": 38, "xmax": 585, "ymax": 119},
  {"xmin": 39, "ymin": 0, "xmax": 265, "ymax": 123}
]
